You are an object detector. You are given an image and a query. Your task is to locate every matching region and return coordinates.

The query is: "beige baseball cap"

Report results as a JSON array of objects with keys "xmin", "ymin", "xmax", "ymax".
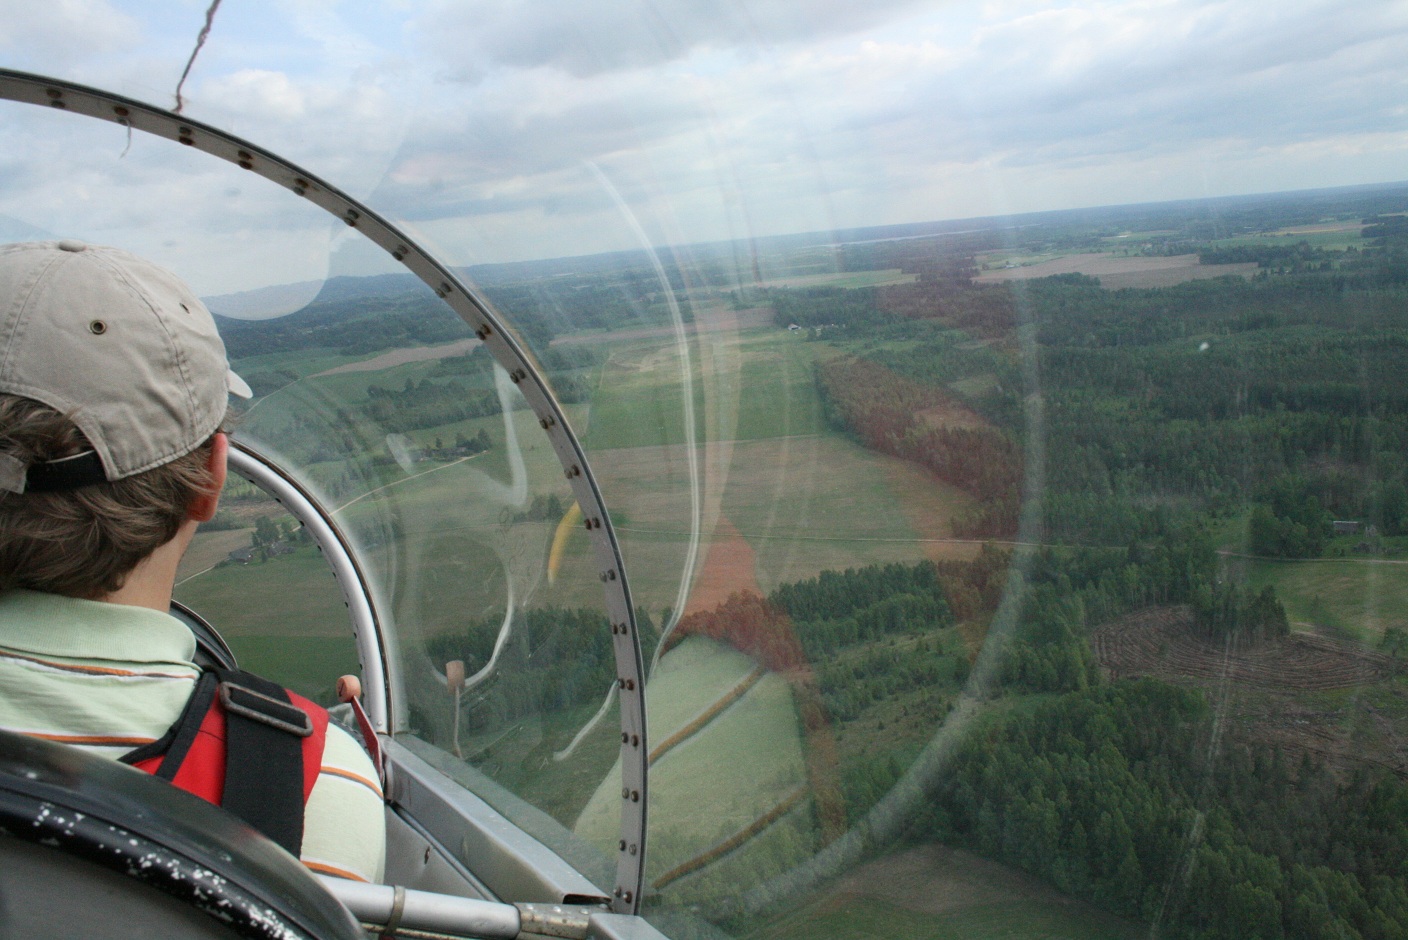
[{"xmin": 0, "ymin": 240, "xmax": 250, "ymax": 494}]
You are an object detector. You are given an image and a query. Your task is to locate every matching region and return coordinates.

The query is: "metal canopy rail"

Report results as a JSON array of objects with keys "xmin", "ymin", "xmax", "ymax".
[{"xmin": 0, "ymin": 68, "xmax": 649, "ymax": 914}]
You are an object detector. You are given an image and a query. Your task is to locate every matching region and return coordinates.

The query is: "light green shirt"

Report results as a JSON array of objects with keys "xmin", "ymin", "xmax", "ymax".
[{"xmin": 0, "ymin": 589, "xmax": 385, "ymax": 883}]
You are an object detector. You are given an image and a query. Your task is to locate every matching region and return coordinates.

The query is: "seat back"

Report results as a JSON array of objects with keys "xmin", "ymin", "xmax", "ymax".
[{"xmin": 0, "ymin": 729, "xmax": 363, "ymax": 940}]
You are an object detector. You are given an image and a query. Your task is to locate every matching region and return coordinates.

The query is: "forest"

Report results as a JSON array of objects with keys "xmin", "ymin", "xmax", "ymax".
[
  {"xmin": 774, "ymin": 197, "xmax": 1408, "ymax": 558},
  {"xmin": 920, "ymin": 679, "xmax": 1408, "ymax": 940},
  {"xmin": 656, "ymin": 526, "xmax": 1406, "ymax": 938},
  {"xmin": 739, "ymin": 185, "xmax": 1408, "ymax": 937}
]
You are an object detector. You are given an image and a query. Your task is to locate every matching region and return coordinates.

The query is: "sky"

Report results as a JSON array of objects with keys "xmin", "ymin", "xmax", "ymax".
[{"xmin": 0, "ymin": 0, "xmax": 1406, "ymax": 294}]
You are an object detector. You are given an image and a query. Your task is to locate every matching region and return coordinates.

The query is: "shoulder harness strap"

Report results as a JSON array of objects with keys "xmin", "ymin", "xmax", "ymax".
[
  {"xmin": 122, "ymin": 668, "xmax": 327, "ymax": 857},
  {"xmin": 215, "ymin": 669, "xmax": 315, "ymax": 856}
]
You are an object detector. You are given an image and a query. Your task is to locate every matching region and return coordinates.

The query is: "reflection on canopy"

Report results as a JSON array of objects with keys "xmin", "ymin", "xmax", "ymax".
[{"xmin": 4, "ymin": 6, "xmax": 1408, "ymax": 935}]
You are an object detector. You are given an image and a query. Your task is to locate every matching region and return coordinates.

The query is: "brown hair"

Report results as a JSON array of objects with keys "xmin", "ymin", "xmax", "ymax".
[{"xmin": 0, "ymin": 395, "xmax": 220, "ymax": 598}]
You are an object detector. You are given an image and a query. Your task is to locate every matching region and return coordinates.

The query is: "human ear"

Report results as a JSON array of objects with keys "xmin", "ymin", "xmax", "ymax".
[{"xmin": 187, "ymin": 432, "xmax": 229, "ymax": 523}]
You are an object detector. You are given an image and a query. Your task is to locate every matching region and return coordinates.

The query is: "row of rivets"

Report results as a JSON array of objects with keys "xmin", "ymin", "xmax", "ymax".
[
  {"xmin": 565, "ymin": 465, "xmax": 581, "ymax": 479},
  {"xmin": 509, "ymin": 368, "xmax": 527, "ymax": 383},
  {"xmin": 599, "ymin": 569, "xmax": 617, "ymax": 582},
  {"xmin": 620, "ymin": 733, "xmax": 640, "ymax": 747},
  {"xmin": 237, "ymin": 149, "xmax": 253, "ymax": 170},
  {"xmin": 475, "ymin": 325, "xmax": 491, "ymax": 340},
  {"xmin": 179, "ymin": 126, "xmax": 194, "ymax": 146},
  {"xmin": 584, "ymin": 517, "xmax": 601, "ymax": 530},
  {"xmin": 620, "ymin": 788, "xmax": 640, "ymax": 802},
  {"xmin": 611, "ymin": 622, "xmax": 627, "ymax": 635},
  {"xmin": 617, "ymin": 677, "xmax": 635, "ymax": 691},
  {"xmin": 344, "ymin": 209, "xmax": 359, "ymax": 227},
  {"xmin": 612, "ymin": 889, "xmax": 634, "ymax": 903},
  {"xmin": 539, "ymin": 416, "xmax": 556, "ymax": 430},
  {"xmin": 46, "ymin": 88, "xmax": 64, "ymax": 109}
]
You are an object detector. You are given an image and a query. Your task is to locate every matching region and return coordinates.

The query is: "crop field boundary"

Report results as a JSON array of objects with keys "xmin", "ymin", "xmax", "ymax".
[
  {"xmin": 651, "ymin": 785, "xmax": 810, "ymax": 890},
  {"xmin": 650, "ymin": 665, "xmax": 767, "ymax": 765}
]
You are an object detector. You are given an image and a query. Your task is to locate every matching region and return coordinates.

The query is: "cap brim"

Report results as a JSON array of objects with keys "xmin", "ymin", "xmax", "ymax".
[{"xmin": 227, "ymin": 369, "xmax": 253, "ymax": 399}]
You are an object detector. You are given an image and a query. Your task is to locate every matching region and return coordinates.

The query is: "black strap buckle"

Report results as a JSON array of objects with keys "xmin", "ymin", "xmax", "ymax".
[{"xmin": 218, "ymin": 681, "xmax": 314, "ymax": 738}]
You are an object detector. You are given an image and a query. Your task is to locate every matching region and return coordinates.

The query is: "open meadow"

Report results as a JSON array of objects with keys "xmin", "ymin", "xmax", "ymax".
[
  {"xmin": 1244, "ymin": 556, "xmax": 1408, "ymax": 643},
  {"xmin": 173, "ymin": 545, "xmax": 358, "ymax": 700},
  {"xmin": 976, "ymin": 252, "xmax": 1258, "ymax": 289},
  {"xmin": 754, "ymin": 269, "xmax": 919, "ymax": 290},
  {"xmin": 754, "ymin": 844, "xmax": 1144, "ymax": 940},
  {"xmin": 454, "ymin": 695, "xmax": 625, "ymax": 828},
  {"xmin": 582, "ymin": 324, "xmax": 980, "ymax": 610},
  {"xmin": 1207, "ymin": 220, "xmax": 1367, "ymax": 251},
  {"xmin": 573, "ymin": 637, "xmax": 814, "ymax": 896},
  {"xmin": 221, "ymin": 303, "xmax": 983, "ymax": 630},
  {"xmin": 580, "ymin": 324, "xmax": 827, "ymax": 452}
]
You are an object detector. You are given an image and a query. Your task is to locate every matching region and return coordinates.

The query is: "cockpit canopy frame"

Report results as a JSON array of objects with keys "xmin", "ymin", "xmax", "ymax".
[{"xmin": 0, "ymin": 68, "xmax": 650, "ymax": 914}]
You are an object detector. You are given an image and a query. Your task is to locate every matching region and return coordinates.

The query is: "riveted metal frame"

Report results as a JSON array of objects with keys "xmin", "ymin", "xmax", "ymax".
[{"xmin": 0, "ymin": 69, "xmax": 649, "ymax": 914}]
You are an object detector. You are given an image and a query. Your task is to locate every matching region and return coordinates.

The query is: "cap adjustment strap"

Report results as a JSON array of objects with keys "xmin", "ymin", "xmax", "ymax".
[{"xmin": 24, "ymin": 450, "xmax": 107, "ymax": 492}]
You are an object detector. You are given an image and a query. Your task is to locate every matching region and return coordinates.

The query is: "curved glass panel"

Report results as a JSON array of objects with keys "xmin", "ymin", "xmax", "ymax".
[
  {"xmin": 5, "ymin": 2, "xmax": 1408, "ymax": 937},
  {"xmin": 0, "ymin": 97, "xmax": 629, "ymax": 894}
]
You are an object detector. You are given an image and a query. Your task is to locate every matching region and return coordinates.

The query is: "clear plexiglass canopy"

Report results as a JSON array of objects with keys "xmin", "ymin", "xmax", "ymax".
[{"xmin": 4, "ymin": 3, "xmax": 1408, "ymax": 938}]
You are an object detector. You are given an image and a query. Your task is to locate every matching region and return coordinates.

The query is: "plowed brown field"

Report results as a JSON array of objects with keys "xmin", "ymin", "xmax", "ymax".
[
  {"xmin": 1091, "ymin": 606, "xmax": 1393, "ymax": 691},
  {"xmin": 977, "ymin": 253, "xmax": 1257, "ymax": 289},
  {"xmin": 1092, "ymin": 606, "xmax": 1408, "ymax": 778}
]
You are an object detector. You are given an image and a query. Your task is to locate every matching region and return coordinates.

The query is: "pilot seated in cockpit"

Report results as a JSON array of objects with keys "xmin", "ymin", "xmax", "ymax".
[{"xmin": 0, "ymin": 240, "xmax": 384, "ymax": 884}]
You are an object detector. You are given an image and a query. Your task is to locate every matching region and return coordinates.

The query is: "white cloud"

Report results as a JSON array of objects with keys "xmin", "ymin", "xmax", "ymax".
[
  {"xmin": 0, "ymin": 0, "xmax": 142, "ymax": 68},
  {"xmin": 410, "ymin": 0, "xmax": 932, "ymax": 79},
  {"xmin": 3, "ymin": 0, "xmax": 1408, "ymax": 280},
  {"xmin": 202, "ymin": 69, "xmax": 309, "ymax": 121},
  {"xmin": 323, "ymin": 0, "xmax": 1408, "ymax": 261},
  {"xmin": 0, "ymin": 96, "xmax": 351, "ymax": 294}
]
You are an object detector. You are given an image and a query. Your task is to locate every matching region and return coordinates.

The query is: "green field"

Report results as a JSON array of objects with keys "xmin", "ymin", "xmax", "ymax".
[
  {"xmin": 1206, "ymin": 227, "xmax": 1366, "ymax": 252},
  {"xmin": 758, "ymin": 891, "xmax": 1143, "ymax": 940},
  {"xmin": 455, "ymin": 695, "xmax": 626, "ymax": 828},
  {"xmin": 734, "ymin": 338, "xmax": 827, "ymax": 441},
  {"xmin": 224, "ymin": 319, "xmax": 965, "ymax": 627},
  {"xmin": 223, "ymin": 635, "xmax": 361, "ymax": 704},
  {"xmin": 598, "ymin": 431, "xmax": 976, "ymax": 609},
  {"xmin": 173, "ymin": 545, "xmax": 356, "ymax": 699},
  {"xmin": 582, "ymin": 330, "xmax": 825, "ymax": 451},
  {"xmin": 750, "ymin": 843, "xmax": 1144, "ymax": 940},
  {"xmin": 571, "ymin": 324, "xmax": 972, "ymax": 610},
  {"xmin": 574, "ymin": 637, "xmax": 812, "ymax": 892},
  {"xmin": 1244, "ymin": 556, "xmax": 1408, "ymax": 642},
  {"xmin": 234, "ymin": 347, "xmax": 380, "ymax": 381},
  {"xmin": 755, "ymin": 269, "xmax": 918, "ymax": 290},
  {"xmin": 978, "ymin": 248, "xmax": 1105, "ymax": 270},
  {"xmin": 642, "ymin": 636, "xmax": 767, "ymax": 734}
]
